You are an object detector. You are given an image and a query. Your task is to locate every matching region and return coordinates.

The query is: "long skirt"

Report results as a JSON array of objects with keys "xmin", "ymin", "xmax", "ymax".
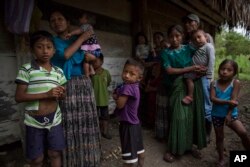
[
  {"xmin": 167, "ymin": 77, "xmax": 206, "ymax": 155},
  {"xmin": 60, "ymin": 76, "xmax": 101, "ymax": 167},
  {"xmin": 155, "ymin": 83, "xmax": 169, "ymax": 139}
]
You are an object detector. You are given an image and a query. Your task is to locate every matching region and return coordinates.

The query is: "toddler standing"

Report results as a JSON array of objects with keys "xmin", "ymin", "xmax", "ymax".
[
  {"xmin": 135, "ymin": 32, "xmax": 151, "ymax": 61},
  {"xmin": 113, "ymin": 58, "xmax": 145, "ymax": 167},
  {"xmin": 91, "ymin": 53, "xmax": 112, "ymax": 139}
]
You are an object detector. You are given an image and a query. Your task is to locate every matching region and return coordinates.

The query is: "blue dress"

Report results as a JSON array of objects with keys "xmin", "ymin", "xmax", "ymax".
[{"xmin": 212, "ymin": 79, "xmax": 238, "ymax": 118}]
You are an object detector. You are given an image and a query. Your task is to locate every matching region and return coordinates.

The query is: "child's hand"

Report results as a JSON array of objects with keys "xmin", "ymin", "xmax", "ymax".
[
  {"xmin": 65, "ymin": 33, "xmax": 72, "ymax": 39},
  {"xmin": 58, "ymin": 86, "xmax": 66, "ymax": 99},
  {"xmin": 47, "ymin": 86, "xmax": 65, "ymax": 99},
  {"xmin": 225, "ymin": 114, "xmax": 232, "ymax": 125},
  {"xmin": 228, "ymin": 100, "xmax": 238, "ymax": 107},
  {"xmin": 84, "ymin": 29, "xmax": 94, "ymax": 39},
  {"xmin": 112, "ymin": 91, "xmax": 118, "ymax": 100}
]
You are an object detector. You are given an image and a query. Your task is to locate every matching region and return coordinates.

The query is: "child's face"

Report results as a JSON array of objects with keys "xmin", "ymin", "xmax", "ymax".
[
  {"xmin": 153, "ymin": 34, "xmax": 163, "ymax": 46},
  {"xmin": 168, "ymin": 29, "xmax": 183, "ymax": 49},
  {"xmin": 32, "ymin": 38, "xmax": 55, "ymax": 63},
  {"xmin": 219, "ymin": 63, "xmax": 235, "ymax": 81},
  {"xmin": 122, "ymin": 64, "xmax": 142, "ymax": 84},
  {"xmin": 138, "ymin": 36, "xmax": 146, "ymax": 44},
  {"xmin": 92, "ymin": 58, "xmax": 103, "ymax": 70},
  {"xmin": 192, "ymin": 31, "xmax": 207, "ymax": 47},
  {"xmin": 79, "ymin": 15, "xmax": 88, "ymax": 24}
]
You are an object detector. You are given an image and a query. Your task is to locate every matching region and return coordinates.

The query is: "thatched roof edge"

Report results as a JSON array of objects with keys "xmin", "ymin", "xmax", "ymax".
[{"xmin": 210, "ymin": 0, "xmax": 250, "ymax": 29}]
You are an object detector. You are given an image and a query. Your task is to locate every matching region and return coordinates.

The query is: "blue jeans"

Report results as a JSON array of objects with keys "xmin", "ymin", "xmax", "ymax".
[{"xmin": 201, "ymin": 77, "xmax": 212, "ymax": 122}]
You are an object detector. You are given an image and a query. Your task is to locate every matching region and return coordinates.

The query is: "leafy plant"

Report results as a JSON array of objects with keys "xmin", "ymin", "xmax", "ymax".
[{"xmin": 215, "ymin": 29, "xmax": 250, "ymax": 80}]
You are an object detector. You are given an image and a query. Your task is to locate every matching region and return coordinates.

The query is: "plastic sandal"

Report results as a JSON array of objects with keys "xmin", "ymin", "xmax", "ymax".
[{"xmin": 182, "ymin": 96, "xmax": 193, "ymax": 105}]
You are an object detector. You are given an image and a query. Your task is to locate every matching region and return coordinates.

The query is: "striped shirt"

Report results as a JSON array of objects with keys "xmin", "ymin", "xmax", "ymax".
[
  {"xmin": 192, "ymin": 43, "xmax": 215, "ymax": 79},
  {"xmin": 15, "ymin": 60, "xmax": 67, "ymax": 129}
]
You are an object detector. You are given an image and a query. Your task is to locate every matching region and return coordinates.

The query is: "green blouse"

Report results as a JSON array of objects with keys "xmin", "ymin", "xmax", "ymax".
[{"xmin": 161, "ymin": 45, "xmax": 195, "ymax": 86}]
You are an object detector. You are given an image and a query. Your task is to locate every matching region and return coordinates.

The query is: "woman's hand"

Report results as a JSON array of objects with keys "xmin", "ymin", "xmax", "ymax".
[
  {"xmin": 65, "ymin": 33, "xmax": 72, "ymax": 40},
  {"xmin": 64, "ymin": 29, "xmax": 95, "ymax": 59},
  {"xmin": 192, "ymin": 65, "xmax": 207, "ymax": 72}
]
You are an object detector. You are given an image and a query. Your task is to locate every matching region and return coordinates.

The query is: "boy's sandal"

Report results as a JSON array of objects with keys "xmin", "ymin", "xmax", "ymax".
[
  {"xmin": 163, "ymin": 152, "xmax": 175, "ymax": 163},
  {"xmin": 182, "ymin": 96, "xmax": 193, "ymax": 105},
  {"xmin": 191, "ymin": 149, "xmax": 202, "ymax": 159}
]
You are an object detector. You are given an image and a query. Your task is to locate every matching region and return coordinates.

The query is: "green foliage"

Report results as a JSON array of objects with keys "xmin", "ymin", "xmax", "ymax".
[
  {"xmin": 215, "ymin": 30, "xmax": 250, "ymax": 80},
  {"xmin": 215, "ymin": 30, "xmax": 250, "ymax": 56}
]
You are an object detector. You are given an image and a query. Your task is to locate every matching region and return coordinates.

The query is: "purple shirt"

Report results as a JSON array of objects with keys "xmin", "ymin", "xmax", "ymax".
[{"xmin": 115, "ymin": 83, "xmax": 140, "ymax": 124}]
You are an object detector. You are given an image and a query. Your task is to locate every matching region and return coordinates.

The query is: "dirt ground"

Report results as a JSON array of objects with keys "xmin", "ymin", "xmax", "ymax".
[{"xmin": 1, "ymin": 81, "xmax": 250, "ymax": 167}]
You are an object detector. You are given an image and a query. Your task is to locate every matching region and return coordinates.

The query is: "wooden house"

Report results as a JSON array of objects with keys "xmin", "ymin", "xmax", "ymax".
[{"xmin": 0, "ymin": 0, "xmax": 249, "ymax": 145}]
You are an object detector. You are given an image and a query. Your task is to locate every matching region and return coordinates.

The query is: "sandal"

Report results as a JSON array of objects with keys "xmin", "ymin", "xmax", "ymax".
[
  {"xmin": 182, "ymin": 96, "xmax": 193, "ymax": 105},
  {"xmin": 163, "ymin": 152, "xmax": 175, "ymax": 163},
  {"xmin": 191, "ymin": 149, "xmax": 202, "ymax": 159}
]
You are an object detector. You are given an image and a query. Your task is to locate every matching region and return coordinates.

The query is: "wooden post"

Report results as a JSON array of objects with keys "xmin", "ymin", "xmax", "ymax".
[{"xmin": 131, "ymin": 0, "xmax": 152, "ymax": 53}]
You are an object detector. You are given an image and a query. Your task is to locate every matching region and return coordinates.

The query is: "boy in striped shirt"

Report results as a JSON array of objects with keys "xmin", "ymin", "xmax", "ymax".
[
  {"xmin": 182, "ymin": 29, "xmax": 215, "ymax": 105},
  {"xmin": 15, "ymin": 31, "xmax": 67, "ymax": 167}
]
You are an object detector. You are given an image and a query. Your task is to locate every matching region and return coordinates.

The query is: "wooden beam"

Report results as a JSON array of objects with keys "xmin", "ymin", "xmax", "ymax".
[
  {"xmin": 169, "ymin": 0, "xmax": 218, "ymax": 26},
  {"xmin": 185, "ymin": 0, "xmax": 225, "ymax": 22}
]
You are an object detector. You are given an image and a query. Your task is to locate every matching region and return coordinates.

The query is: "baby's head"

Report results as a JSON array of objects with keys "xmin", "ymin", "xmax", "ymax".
[
  {"xmin": 191, "ymin": 29, "xmax": 207, "ymax": 47},
  {"xmin": 79, "ymin": 12, "xmax": 90, "ymax": 24},
  {"xmin": 122, "ymin": 57, "xmax": 145, "ymax": 84}
]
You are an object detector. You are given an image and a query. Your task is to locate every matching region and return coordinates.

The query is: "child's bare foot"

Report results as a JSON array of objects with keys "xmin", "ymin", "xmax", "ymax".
[
  {"xmin": 182, "ymin": 96, "xmax": 193, "ymax": 105},
  {"xmin": 163, "ymin": 152, "xmax": 175, "ymax": 163},
  {"xmin": 216, "ymin": 159, "xmax": 226, "ymax": 167}
]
